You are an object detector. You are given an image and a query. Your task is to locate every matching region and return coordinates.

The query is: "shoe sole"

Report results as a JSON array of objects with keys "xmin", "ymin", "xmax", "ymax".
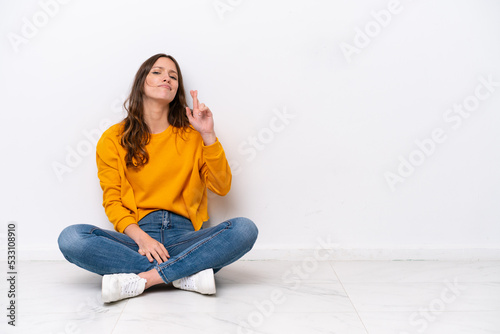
[
  {"xmin": 197, "ymin": 268, "xmax": 216, "ymax": 295},
  {"xmin": 102, "ymin": 275, "xmax": 116, "ymax": 303}
]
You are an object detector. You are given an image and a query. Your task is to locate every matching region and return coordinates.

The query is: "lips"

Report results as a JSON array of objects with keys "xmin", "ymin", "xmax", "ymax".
[{"xmin": 159, "ymin": 84, "xmax": 171, "ymax": 90}]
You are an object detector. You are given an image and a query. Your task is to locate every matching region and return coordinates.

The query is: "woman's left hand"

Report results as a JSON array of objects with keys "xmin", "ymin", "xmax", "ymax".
[{"xmin": 186, "ymin": 90, "xmax": 216, "ymax": 145}]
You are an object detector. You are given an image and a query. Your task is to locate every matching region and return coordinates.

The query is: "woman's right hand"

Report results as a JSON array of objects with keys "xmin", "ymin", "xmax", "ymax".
[{"xmin": 124, "ymin": 224, "xmax": 170, "ymax": 264}]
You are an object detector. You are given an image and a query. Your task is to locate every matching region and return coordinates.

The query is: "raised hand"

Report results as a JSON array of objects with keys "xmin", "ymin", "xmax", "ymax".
[{"xmin": 186, "ymin": 90, "xmax": 216, "ymax": 145}]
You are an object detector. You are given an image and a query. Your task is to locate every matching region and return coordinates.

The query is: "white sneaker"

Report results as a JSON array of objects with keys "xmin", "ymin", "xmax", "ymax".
[
  {"xmin": 172, "ymin": 268, "xmax": 216, "ymax": 295},
  {"xmin": 102, "ymin": 273, "xmax": 147, "ymax": 303}
]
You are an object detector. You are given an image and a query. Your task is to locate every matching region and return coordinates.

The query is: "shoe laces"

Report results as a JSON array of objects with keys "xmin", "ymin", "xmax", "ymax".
[{"xmin": 121, "ymin": 276, "xmax": 145, "ymax": 297}]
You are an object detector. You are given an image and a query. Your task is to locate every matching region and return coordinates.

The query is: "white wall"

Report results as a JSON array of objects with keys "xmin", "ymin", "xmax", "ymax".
[{"xmin": 1, "ymin": 0, "xmax": 499, "ymax": 260}]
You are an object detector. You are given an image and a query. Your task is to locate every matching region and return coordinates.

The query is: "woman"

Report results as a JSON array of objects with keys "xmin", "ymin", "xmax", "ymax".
[{"xmin": 58, "ymin": 53, "xmax": 258, "ymax": 303}]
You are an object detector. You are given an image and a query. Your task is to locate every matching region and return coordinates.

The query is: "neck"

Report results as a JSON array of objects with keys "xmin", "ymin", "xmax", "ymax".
[{"xmin": 143, "ymin": 98, "xmax": 170, "ymax": 134}]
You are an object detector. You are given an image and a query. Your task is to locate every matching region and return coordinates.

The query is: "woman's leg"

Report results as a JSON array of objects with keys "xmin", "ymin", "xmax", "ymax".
[
  {"xmin": 152, "ymin": 211, "xmax": 259, "ymax": 284},
  {"xmin": 58, "ymin": 210, "xmax": 258, "ymax": 287},
  {"xmin": 57, "ymin": 223, "xmax": 156, "ymax": 276}
]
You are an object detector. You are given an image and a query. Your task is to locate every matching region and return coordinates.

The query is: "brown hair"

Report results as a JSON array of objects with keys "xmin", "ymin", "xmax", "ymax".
[{"xmin": 120, "ymin": 53, "xmax": 190, "ymax": 169}]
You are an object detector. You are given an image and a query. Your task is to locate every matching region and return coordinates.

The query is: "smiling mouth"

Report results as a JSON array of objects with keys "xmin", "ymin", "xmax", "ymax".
[{"xmin": 159, "ymin": 85, "xmax": 171, "ymax": 90}]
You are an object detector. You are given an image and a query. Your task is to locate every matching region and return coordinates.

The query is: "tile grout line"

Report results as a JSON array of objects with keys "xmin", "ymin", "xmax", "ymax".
[
  {"xmin": 329, "ymin": 261, "xmax": 370, "ymax": 334},
  {"xmin": 109, "ymin": 299, "xmax": 129, "ymax": 334}
]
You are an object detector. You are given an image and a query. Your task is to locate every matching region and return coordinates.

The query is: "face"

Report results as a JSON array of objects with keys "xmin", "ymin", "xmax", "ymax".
[{"xmin": 143, "ymin": 57, "xmax": 179, "ymax": 104}]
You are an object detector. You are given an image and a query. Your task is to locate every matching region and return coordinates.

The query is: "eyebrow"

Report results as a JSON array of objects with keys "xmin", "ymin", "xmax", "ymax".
[{"xmin": 151, "ymin": 66, "xmax": 177, "ymax": 74}]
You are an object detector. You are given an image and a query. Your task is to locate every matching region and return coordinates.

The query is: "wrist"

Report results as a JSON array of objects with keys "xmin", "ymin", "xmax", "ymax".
[
  {"xmin": 124, "ymin": 224, "xmax": 148, "ymax": 243},
  {"xmin": 201, "ymin": 132, "xmax": 217, "ymax": 146}
]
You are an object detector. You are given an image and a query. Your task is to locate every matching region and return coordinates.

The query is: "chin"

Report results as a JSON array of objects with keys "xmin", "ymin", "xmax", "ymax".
[{"xmin": 156, "ymin": 96, "xmax": 175, "ymax": 103}]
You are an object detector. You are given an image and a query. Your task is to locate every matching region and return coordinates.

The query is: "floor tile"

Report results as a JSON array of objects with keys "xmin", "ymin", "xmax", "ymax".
[
  {"xmin": 1, "ymin": 310, "xmax": 123, "ymax": 334},
  {"xmin": 331, "ymin": 261, "xmax": 500, "ymax": 283},
  {"xmin": 124, "ymin": 281, "xmax": 357, "ymax": 314},
  {"xmin": 358, "ymin": 311, "xmax": 500, "ymax": 334},
  {"xmin": 112, "ymin": 312, "xmax": 367, "ymax": 334},
  {"xmin": 342, "ymin": 282, "xmax": 500, "ymax": 312},
  {"xmin": 215, "ymin": 259, "xmax": 339, "ymax": 284}
]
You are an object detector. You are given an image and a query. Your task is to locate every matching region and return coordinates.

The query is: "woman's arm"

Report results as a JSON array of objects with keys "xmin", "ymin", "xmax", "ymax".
[
  {"xmin": 185, "ymin": 90, "xmax": 232, "ymax": 195},
  {"xmin": 97, "ymin": 131, "xmax": 169, "ymax": 263},
  {"xmin": 96, "ymin": 136, "xmax": 137, "ymax": 233},
  {"xmin": 200, "ymin": 139, "xmax": 232, "ymax": 196}
]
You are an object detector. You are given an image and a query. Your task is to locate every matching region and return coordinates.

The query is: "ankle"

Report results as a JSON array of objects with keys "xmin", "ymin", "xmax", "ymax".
[{"xmin": 139, "ymin": 269, "xmax": 163, "ymax": 289}]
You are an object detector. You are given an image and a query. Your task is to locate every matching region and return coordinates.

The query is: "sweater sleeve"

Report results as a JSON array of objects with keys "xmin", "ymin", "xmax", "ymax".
[
  {"xmin": 96, "ymin": 135, "xmax": 137, "ymax": 233},
  {"xmin": 200, "ymin": 138, "xmax": 232, "ymax": 196}
]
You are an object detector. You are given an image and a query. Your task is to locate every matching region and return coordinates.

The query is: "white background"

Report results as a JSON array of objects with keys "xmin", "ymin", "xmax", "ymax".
[{"xmin": 1, "ymin": 0, "xmax": 499, "ymax": 260}]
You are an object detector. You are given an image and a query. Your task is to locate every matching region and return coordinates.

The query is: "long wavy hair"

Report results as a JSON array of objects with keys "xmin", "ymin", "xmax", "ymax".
[{"xmin": 120, "ymin": 53, "xmax": 190, "ymax": 169}]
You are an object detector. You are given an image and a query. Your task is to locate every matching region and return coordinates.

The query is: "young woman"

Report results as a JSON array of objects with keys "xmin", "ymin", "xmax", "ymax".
[{"xmin": 58, "ymin": 53, "xmax": 258, "ymax": 303}]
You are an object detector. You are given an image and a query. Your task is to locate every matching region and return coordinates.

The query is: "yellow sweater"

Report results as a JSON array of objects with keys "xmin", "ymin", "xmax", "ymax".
[{"xmin": 95, "ymin": 122, "xmax": 232, "ymax": 233}]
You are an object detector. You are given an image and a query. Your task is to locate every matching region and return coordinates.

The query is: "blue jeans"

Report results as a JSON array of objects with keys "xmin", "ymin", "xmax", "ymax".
[{"xmin": 58, "ymin": 210, "xmax": 258, "ymax": 284}]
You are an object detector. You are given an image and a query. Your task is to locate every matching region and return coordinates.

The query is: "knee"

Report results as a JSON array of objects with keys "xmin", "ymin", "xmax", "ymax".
[
  {"xmin": 57, "ymin": 224, "xmax": 91, "ymax": 257},
  {"xmin": 57, "ymin": 225, "xmax": 77, "ymax": 256},
  {"xmin": 231, "ymin": 217, "xmax": 258, "ymax": 245}
]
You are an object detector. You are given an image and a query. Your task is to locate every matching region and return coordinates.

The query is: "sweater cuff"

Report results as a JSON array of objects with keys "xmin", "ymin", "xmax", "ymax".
[
  {"xmin": 116, "ymin": 216, "xmax": 137, "ymax": 234},
  {"xmin": 202, "ymin": 137, "xmax": 223, "ymax": 157}
]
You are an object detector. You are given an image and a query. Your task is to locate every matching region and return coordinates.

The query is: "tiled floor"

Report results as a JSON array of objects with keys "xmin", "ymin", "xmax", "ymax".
[{"xmin": 1, "ymin": 260, "xmax": 499, "ymax": 333}]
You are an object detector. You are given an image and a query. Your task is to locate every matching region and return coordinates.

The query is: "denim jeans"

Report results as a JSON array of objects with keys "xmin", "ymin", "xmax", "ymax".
[{"xmin": 58, "ymin": 210, "xmax": 258, "ymax": 284}]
